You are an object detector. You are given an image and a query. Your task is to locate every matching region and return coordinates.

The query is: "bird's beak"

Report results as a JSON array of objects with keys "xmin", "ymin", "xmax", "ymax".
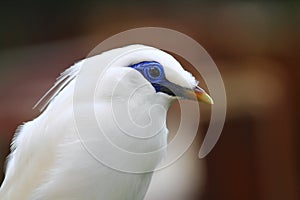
[
  {"xmin": 182, "ymin": 86, "xmax": 214, "ymax": 104},
  {"xmin": 157, "ymin": 81, "xmax": 213, "ymax": 104}
]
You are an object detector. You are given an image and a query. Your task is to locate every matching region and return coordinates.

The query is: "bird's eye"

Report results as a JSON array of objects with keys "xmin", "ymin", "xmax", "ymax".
[{"xmin": 147, "ymin": 66, "xmax": 161, "ymax": 79}]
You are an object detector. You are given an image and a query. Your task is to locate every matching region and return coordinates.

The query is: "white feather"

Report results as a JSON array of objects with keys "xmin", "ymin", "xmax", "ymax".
[{"xmin": 33, "ymin": 60, "xmax": 82, "ymax": 111}]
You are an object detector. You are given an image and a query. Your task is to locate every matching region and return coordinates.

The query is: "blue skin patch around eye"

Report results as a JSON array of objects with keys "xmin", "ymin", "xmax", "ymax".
[
  {"xmin": 129, "ymin": 61, "xmax": 191, "ymax": 97},
  {"xmin": 129, "ymin": 61, "xmax": 169, "ymax": 93}
]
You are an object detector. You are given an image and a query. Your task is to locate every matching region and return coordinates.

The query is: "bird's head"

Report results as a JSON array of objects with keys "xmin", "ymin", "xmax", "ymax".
[{"xmin": 96, "ymin": 44, "xmax": 213, "ymax": 107}]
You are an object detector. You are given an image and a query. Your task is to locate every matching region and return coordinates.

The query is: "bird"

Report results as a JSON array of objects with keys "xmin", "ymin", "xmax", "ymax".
[{"xmin": 0, "ymin": 44, "xmax": 213, "ymax": 200}]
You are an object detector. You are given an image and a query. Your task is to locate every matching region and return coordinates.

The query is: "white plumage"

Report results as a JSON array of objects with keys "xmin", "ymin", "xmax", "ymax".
[{"xmin": 0, "ymin": 44, "xmax": 212, "ymax": 200}]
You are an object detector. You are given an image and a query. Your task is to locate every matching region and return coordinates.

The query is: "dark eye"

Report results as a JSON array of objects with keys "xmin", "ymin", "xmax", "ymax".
[{"xmin": 148, "ymin": 66, "xmax": 161, "ymax": 78}]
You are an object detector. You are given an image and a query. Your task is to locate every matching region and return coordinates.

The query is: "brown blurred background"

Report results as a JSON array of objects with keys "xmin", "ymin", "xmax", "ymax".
[{"xmin": 0, "ymin": 1, "xmax": 299, "ymax": 200}]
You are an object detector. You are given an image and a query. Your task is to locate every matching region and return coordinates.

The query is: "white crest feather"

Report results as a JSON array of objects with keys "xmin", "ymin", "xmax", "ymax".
[{"xmin": 33, "ymin": 60, "xmax": 83, "ymax": 111}]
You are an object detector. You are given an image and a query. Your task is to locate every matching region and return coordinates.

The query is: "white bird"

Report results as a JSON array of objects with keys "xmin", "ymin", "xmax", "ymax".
[{"xmin": 0, "ymin": 44, "xmax": 213, "ymax": 200}]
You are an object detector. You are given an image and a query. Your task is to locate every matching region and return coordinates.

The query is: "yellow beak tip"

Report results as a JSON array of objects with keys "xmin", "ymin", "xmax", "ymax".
[{"xmin": 198, "ymin": 92, "xmax": 214, "ymax": 105}]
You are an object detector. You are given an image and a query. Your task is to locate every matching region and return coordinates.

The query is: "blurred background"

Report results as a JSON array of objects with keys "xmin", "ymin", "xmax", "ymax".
[{"xmin": 0, "ymin": 0, "xmax": 299, "ymax": 200}]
